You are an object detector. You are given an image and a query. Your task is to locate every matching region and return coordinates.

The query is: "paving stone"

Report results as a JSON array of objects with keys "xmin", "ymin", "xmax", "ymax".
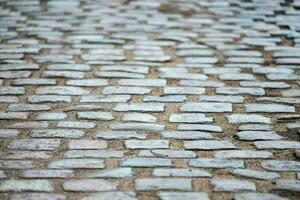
[
  {"xmin": 180, "ymin": 102, "xmax": 232, "ymax": 112},
  {"xmin": 0, "ymin": 129, "xmax": 19, "ymax": 138},
  {"xmin": 57, "ymin": 121, "xmax": 96, "ymax": 129},
  {"xmin": 232, "ymin": 169, "xmax": 280, "ymax": 180},
  {"xmin": 198, "ymin": 95, "xmax": 244, "ymax": 103},
  {"xmin": 36, "ymin": 86, "xmax": 89, "ymax": 95},
  {"xmin": 87, "ymin": 168, "xmax": 133, "ymax": 178},
  {"xmin": 153, "ymin": 168, "xmax": 211, "ymax": 177},
  {"xmin": 161, "ymin": 131, "xmax": 213, "ymax": 140},
  {"xmin": 261, "ymin": 160, "xmax": 300, "ymax": 172},
  {"xmin": 37, "ymin": 113, "xmax": 67, "ymax": 121},
  {"xmin": 164, "ymin": 87, "xmax": 205, "ymax": 95},
  {"xmin": 0, "ymin": 87, "xmax": 25, "ymax": 95},
  {"xmin": 77, "ymin": 112, "xmax": 114, "ymax": 121},
  {"xmin": 48, "ymin": 159, "xmax": 105, "ymax": 169},
  {"xmin": 215, "ymin": 150, "xmax": 274, "ymax": 159},
  {"xmin": 234, "ymin": 193, "xmax": 289, "ymax": 200},
  {"xmin": 42, "ymin": 71, "xmax": 85, "ymax": 79},
  {"xmin": 102, "ymin": 86, "xmax": 151, "ymax": 94},
  {"xmin": 276, "ymin": 179, "xmax": 300, "ymax": 192},
  {"xmin": 0, "ymin": 160, "xmax": 34, "ymax": 169},
  {"xmin": 255, "ymin": 141, "xmax": 300, "ymax": 149},
  {"xmin": 135, "ymin": 178, "xmax": 192, "ymax": 191},
  {"xmin": 121, "ymin": 158, "xmax": 173, "ymax": 167},
  {"xmin": 245, "ymin": 104, "xmax": 295, "ymax": 113},
  {"xmin": 189, "ymin": 158, "xmax": 244, "ymax": 169},
  {"xmin": 7, "ymin": 121, "xmax": 49, "ymax": 129},
  {"xmin": 240, "ymin": 81, "xmax": 290, "ymax": 88},
  {"xmin": 212, "ymin": 179, "xmax": 256, "ymax": 193},
  {"xmin": 13, "ymin": 78, "xmax": 57, "ymax": 85},
  {"xmin": 158, "ymin": 192, "xmax": 210, "ymax": 200},
  {"xmin": 227, "ymin": 114, "xmax": 271, "ymax": 124},
  {"xmin": 68, "ymin": 140, "xmax": 107, "ymax": 149},
  {"xmin": 66, "ymin": 79, "xmax": 108, "ymax": 86},
  {"xmin": 28, "ymin": 95, "xmax": 72, "ymax": 103},
  {"xmin": 184, "ymin": 140, "xmax": 236, "ymax": 150},
  {"xmin": 236, "ymin": 131, "xmax": 283, "ymax": 141},
  {"xmin": 217, "ymin": 87, "xmax": 265, "ymax": 96},
  {"xmin": 169, "ymin": 113, "xmax": 213, "ymax": 123},
  {"xmin": 8, "ymin": 104, "xmax": 50, "ymax": 111},
  {"xmin": 0, "ymin": 180, "xmax": 54, "ymax": 192},
  {"xmin": 141, "ymin": 149, "xmax": 196, "ymax": 158},
  {"xmin": 125, "ymin": 140, "xmax": 169, "ymax": 149},
  {"xmin": 0, "ymin": 112, "xmax": 28, "ymax": 120},
  {"xmin": 64, "ymin": 150, "xmax": 123, "ymax": 158},
  {"xmin": 95, "ymin": 131, "xmax": 146, "ymax": 139},
  {"xmin": 8, "ymin": 139, "xmax": 60, "ymax": 150},
  {"xmin": 109, "ymin": 123, "xmax": 164, "ymax": 131},
  {"xmin": 113, "ymin": 103, "xmax": 165, "ymax": 112},
  {"xmin": 20, "ymin": 170, "xmax": 74, "ymax": 178},
  {"xmin": 177, "ymin": 124, "xmax": 223, "ymax": 132},
  {"xmin": 81, "ymin": 95, "xmax": 131, "ymax": 103},
  {"xmin": 81, "ymin": 192, "xmax": 137, "ymax": 200},
  {"xmin": 143, "ymin": 95, "xmax": 187, "ymax": 102},
  {"xmin": 118, "ymin": 79, "xmax": 166, "ymax": 86},
  {"xmin": 123, "ymin": 113, "xmax": 157, "ymax": 122},
  {"xmin": 238, "ymin": 124, "xmax": 272, "ymax": 131},
  {"xmin": 63, "ymin": 179, "xmax": 117, "ymax": 192},
  {"xmin": 30, "ymin": 129, "xmax": 85, "ymax": 138}
]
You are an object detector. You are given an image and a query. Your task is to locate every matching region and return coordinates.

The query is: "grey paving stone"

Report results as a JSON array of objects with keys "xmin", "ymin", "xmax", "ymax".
[
  {"xmin": 261, "ymin": 160, "xmax": 300, "ymax": 172},
  {"xmin": 81, "ymin": 95, "xmax": 131, "ymax": 103},
  {"xmin": 240, "ymin": 81, "xmax": 290, "ymax": 88},
  {"xmin": 184, "ymin": 140, "xmax": 236, "ymax": 150},
  {"xmin": 142, "ymin": 149, "xmax": 196, "ymax": 158},
  {"xmin": 8, "ymin": 139, "xmax": 60, "ymax": 150},
  {"xmin": 177, "ymin": 124, "xmax": 222, "ymax": 132},
  {"xmin": 0, "ymin": 129, "xmax": 19, "ymax": 138},
  {"xmin": 12, "ymin": 78, "xmax": 57, "ymax": 85},
  {"xmin": 164, "ymin": 87, "xmax": 205, "ymax": 94},
  {"xmin": 255, "ymin": 141, "xmax": 300, "ymax": 149},
  {"xmin": 48, "ymin": 159, "xmax": 105, "ymax": 169},
  {"xmin": 0, "ymin": 151, "xmax": 51, "ymax": 160},
  {"xmin": 68, "ymin": 140, "xmax": 107, "ymax": 149},
  {"xmin": 11, "ymin": 193, "xmax": 66, "ymax": 200},
  {"xmin": 143, "ymin": 95, "xmax": 187, "ymax": 102},
  {"xmin": 215, "ymin": 150, "xmax": 274, "ymax": 159},
  {"xmin": 276, "ymin": 179, "xmax": 300, "ymax": 192},
  {"xmin": 234, "ymin": 193, "xmax": 289, "ymax": 200},
  {"xmin": 135, "ymin": 178, "xmax": 192, "ymax": 191},
  {"xmin": 63, "ymin": 179, "xmax": 117, "ymax": 192},
  {"xmin": 109, "ymin": 123, "xmax": 164, "ymax": 131},
  {"xmin": 217, "ymin": 87, "xmax": 265, "ymax": 96},
  {"xmin": 0, "ymin": 180, "xmax": 54, "ymax": 192},
  {"xmin": 161, "ymin": 131, "xmax": 213, "ymax": 140},
  {"xmin": 245, "ymin": 104, "xmax": 295, "ymax": 113},
  {"xmin": 36, "ymin": 86, "xmax": 89, "ymax": 95},
  {"xmin": 125, "ymin": 140, "xmax": 169, "ymax": 149},
  {"xmin": 57, "ymin": 121, "xmax": 96, "ymax": 129},
  {"xmin": 7, "ymin": 121, "xmax": 49, "ymax": 129},
  {"xmin": 95, "ymin": 131, "xmax": 146, "ymax": 139},
  {"xmin": 42, "ymin": 71, "xmax": 85, "ymax": 79},
  {"xmin": 211, "ymin": 179, "xmax": 256, "ymax": 192},
  {"xmin": 198, "ymin": 95, "xmax": 244, "ymax": 103},
  {"xmin": 238, "ymin": 124, "xmax": 272, "ymax": 131},
  {"xmin": 64, "ymin": 150, "xmax": 123, "ymax": 158},
  {"xmin": 0, "ymin": 86, "xmax": 25, "ymax": 95},
  {"xmin": 236, "ymin": 131, "xmax": 283, "ymax": 141},
  {"xmin": 8, "ymin": 104, "xmax": 50, "ymax": 111},
  {"xmin": 180, "ymin": 102, "xmax": 232, "ymax": 112},
  {"xmin": 86, "ymin": 168, "xmax": 133, "ymax": 178},
  {"xmin": 232, "ymin": 169, "xmax": 280, "ymax": 180},
  {"xmin": 113, "ymin": 103, "xmax": 165, "ymax": 112},
  {"xmin": 28, "ymin": 95, "xmax": 72, "ymax": 103},
  {"xmin": 189, "ymin": 158, "xmax": 244, "ymax": 169},
  {"xmin": 47, "ymin": 64, "xmax": 91, "ymax": 71},
  {"xmin": 81, "ymin": 192, "xmax": 137, "ymax": 200},
  {"xmin": 30, "ymin": 129, "xmax": 85, "ymax": 138},
  {"xmin": 0, "ymin": 160, "xmax": 34, "ymax": 169},
  {"xmin": 169, "ymin": 113, "xmax": 213, "ymax": 123},
  {"xmin": 66, "ymin": 79, "xmax": 108, "ymax": 86},
  {"xmin": 77, "ymin": 112, "xmax": 114, "ymax": 121},
  {"xmin": 37, "ymin": 113, "xmax": 67, "ymax": 121},
  {"xmin": 123, "ymin": 113, "xmax": 157, "ymax": 122},
  {"xmin": 227, "ymin": 114, "xmax": 271, "ymax": 124},
  {"xmin": 153, "ymin": 168, "xmax": 211, "ymax": 177},
  {"xmin": 282, "ymin": 89, "xmax": 300, "ymax": 97},
  {"xmin": 0, "ymin": 112, "xmax": 28, "ymax": 120},
  {"xmin": 102, "ymin": 86, "xmax": 151, "ymax": 94},
  {"xmin": 118, "ymin": 79, "xmax": 166, "ymax": 86},
  {"xmin": 121, "ymin": 158, "xmax": 173, "ymax": 167},
  {"xmin": 20, "ymin": 170, "xmax": 74, "ymax": 178}
]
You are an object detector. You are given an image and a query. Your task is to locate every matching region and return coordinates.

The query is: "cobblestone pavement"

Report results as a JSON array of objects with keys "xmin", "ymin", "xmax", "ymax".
[{"xmin": 0, "ymin": 0, "xmax": 300, "ymax": 199}]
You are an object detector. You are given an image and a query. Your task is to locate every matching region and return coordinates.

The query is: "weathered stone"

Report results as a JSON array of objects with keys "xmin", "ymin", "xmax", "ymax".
[
  {"xmin": 232, "ymin": 169, "xmax": 280, "ymax": 180},
  {"xmin": 184, "ymin": 140, "xmax": 236, "ymax": 150},
  {"xmin": 135, "ymin": 178, "xmax": 192, "ymax": 191},
  {"xmin": 0, "ymin": 180, "xmax": 54, "ymax": 192},
  {"xmin": 63, "ymin": 179, "xmax": 117, "ymax": 191},
  {"xmin": 211, "ymin": 179, "xmax": 256, "ymax": 192},
  {"xmin": 189, "ymin": 158, "xmax": 244, "ymax": 169}
]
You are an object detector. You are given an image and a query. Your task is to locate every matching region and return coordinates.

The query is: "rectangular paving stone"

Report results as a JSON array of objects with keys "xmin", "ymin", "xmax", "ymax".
[
  {"xmin": 177, "ymin": 124, "xmax": 222, "ymax": 132},
  {"xmin": 143, "ymin": 95, "xmax": 187, "ymax": 102},
  {"xmin": 158, "ymin": 192, "xmax": 210, "ymax": 200},
  {"xmin": 0, "ymin": 87, "xmax": 25, "ymax": 95},
  {"xmin": 57, "ymin": 121, "xmax": 96, "ymax": 129},
  {"xmin": 198, "ymin": 95, "xmax": 244, "ymax": 103},
  {"xmin": 12, "ymin": 78, "xmax": 57, "ymax": 85},
  {"xmin": 276, "ymin": 179, "xmax": 300, "ymax": 192},
  {"xmin": 86, "ymin": 168, "xmax": 133, "ymax": 178},
  {"xmin": 36, "ymin": 86, "xmax": 89, "ymax": 95},
  {"xmin": 211, "ymin": 179, "xmax": 256, "ymax": 192},
  {"xmin": 153, "ymin": 168, "xmax": 211, "ymax": 177},
  {"xmin": 113, "ymin": 103, "xmax": 165, "ymax": 112},
  {"xmin": 254, "ymin": 141, "xmax": 300, "ymax": 149},
  {"xmin": 64, "ymin": 150, "xmax": 123, "ymax": 158},
  {"xmin": 48, "ymin": 159, "xmax": 105, "ymax": 169},
  {"xmin": 189, "ymin": 158, "xmax": 244, "ymax": 169},
  {"xmin": 66, "ymin": 79, "xmax": 108, "ymax": 86},
  {"xmin": 7, "ymin": 121, "xmax": 49, "ymax": 129},
  {"xmin": 169, "ymin": 113, "xmax": 213, "ymax": 123},
  {"xmin": 81, "ymin": 192, "xmax": 137, "ymax": 200},
  {"xmin": 0, "ymin": 180, "xmax": 54, "ymax": 192},
  {"xmin": 0, "ymin": 160, "xmax": 34, "ymax": 169},
  {"xmin": 236, "ymin": 131, "xmax": 283, "ymax": 141},
  {"xmin": 232, "ymin": 169, "xmax": 280, "ymax": 180},
  {"xmin": 77, "ymin": 112, "xmax": 114, "ymax": 121},
  {"xmin": 42, "ymin": 71, "xmax": 85, "ymax": 79},
  {"xmin": 215, "ymin": 150, "xmax": 274, "ymax": 159},
  {"xmin": 81, "ymin": 95, "xmax": 131, "ymax": 103},
  {"xmin": 102, "ymin": 86, "xmax": 151, "ymax": 94},
  {"xmin": 217, "ymin": 87, "xmax": 265, "ymax": 96},
  {"xmin": 68, "ymin": 140, "xmax": 107, "ymax": 149},
  {"xmin": 247, "ymin": 103, "xmax": 296, "ymax": 113},
  {"xmin": 161, "ymin": 131, "xmax": 213, "ymax": 140},
  {"xmin": 63, "ymin": 179, "xmax": 117, "ymax": 192},
  {"xmin": 180, "ymin": 102, "xmax": 232, "ymax": 112},
  {"xmin": 8, "ymin": 104, "xmax": 50, "ymax": 111},
  {"xmin": 227, "ymin": 114, "xmax": 271, "ymax": 124},
  {"xmin": 261, "ymin": 160, "xmax": 300, "ymax": 172},
  {"xmin": 30, "ymin": 129, "xmax": 85, "ymax": 138},
  {"xmin": 164, "ymin": 87, "xmax": 205, "ymax": 95},
  {"xmin": 0, "ymin": 129, "xmax": 18, "ymax": 138},
  {"xmin": 37, "ymin": 113, "xmax": 67, "ymax": 121},
  {"xmin": 121, "ymin": 158, "xmax": 173, "ymax": 167},
  {"xmin": 123, "ymin": 113, "xmax": 157, "ymax": 123},
  {"xmin": 8, "ymin": 139, "xmax": 60, "ymax": 150},
  {"xmin": 28, "ymin": 95, "xmax": 72, "ymax": 103},
  {"xmin": 109, "ymin": 123, "xmax": 164, "ymax": 131},
  {"xmin": 125, "ymin": 140, "xmax": 169, "ymax": 149},
  {"xmin": 0, "ymin": 151, "xmax": 51, "ymax": 159},
  {"xmin": 118, "ymin": 79, "xmax": 166, "ymax": 86},
  {"xmin": 184, "ymin": 140, "xmax": 236, "ymax": 150},
  {"xmin": 20, "ymin": 170, "xmax": 74, "ymax": 178},
  {"xmin": 0, "ymin": 112, "xmax": 28, "ymax": 120},
  {"xmin": 95, "ymin": 131, "xmax": 146, "ymax": 139},
  {"xmin": 135, "ymin": 178, "xmax": 192, "ymax": 191}
]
